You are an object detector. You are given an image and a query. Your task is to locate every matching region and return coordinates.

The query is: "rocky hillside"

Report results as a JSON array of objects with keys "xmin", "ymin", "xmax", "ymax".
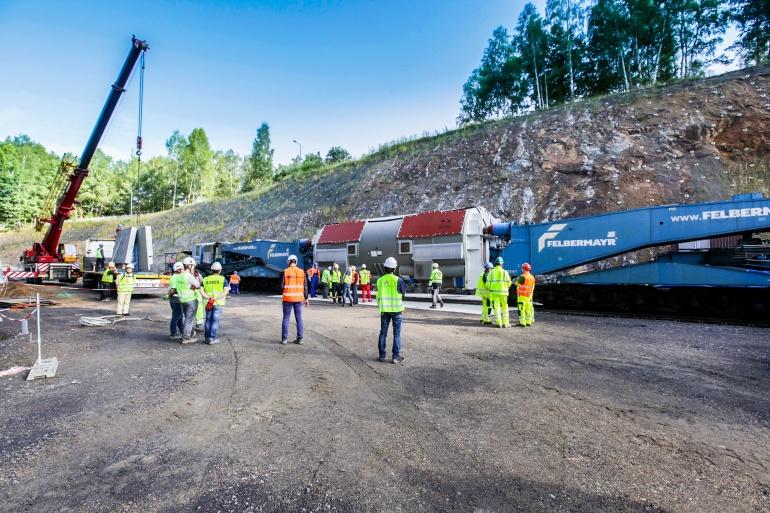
[{"xmin": 2, "ymin": 65, "xmax": 769, "ymax": 268}]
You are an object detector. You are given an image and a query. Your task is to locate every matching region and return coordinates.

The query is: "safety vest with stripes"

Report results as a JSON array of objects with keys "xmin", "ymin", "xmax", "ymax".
[
  {"xmin": 516, "ymin": 271, "xmax": 536, "ymax": 298},
  {"xmin": 282, "ymin": 265, "xmax": 306, "ymax": 302},
  {"xmin": 101, "ymin": 269, "xmax": 114, "ymax": 284},
  {"xmin": 229, "ymin": 274, "xmax": 240, "ymax": 284},
  {"xmin": 321, "ymin": 269, "xmax": 330, "ymax": 284},
  {"xmin": 429, "ymin": 269, "xmax": 443, "ymax": 286},
  {"xmin": 359, "ymin": 269, "xmax": 371, "ymax": 285},
  {"xmin": 330, "ymin": 270, "xmax": 341, "ymax": 283},
  {"xmin": 176, "ymin": 272, "xmax": 197, "ymax": 303},
  {"xmin": 376, "ymin": 273, "xmax": 404, "ymax": 313},
  {"xmin": 203, "ymin": 274, "xmax": 227, "ymax": 306},
  {"xmin": 475, "ymin": 271, "xmax": 489, "ymax": 298},
  {"xmin": 116, "ymin": 274, "xmax": 137, "ymax": 293},
  {"xmin": 487, "ymin": 266, "xmax": 511, "ymax": 297},
  {"xmin": 343, "ymin": 272, "xmax": 353, "ymax": 284}
]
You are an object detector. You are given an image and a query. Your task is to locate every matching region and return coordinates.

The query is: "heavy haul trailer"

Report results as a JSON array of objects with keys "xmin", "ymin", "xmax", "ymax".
[
  {"xmin": 194, "ymin": 239, "xmax": 313, "ymax": 290},
  {"xmin": 21, "ymin": 36, "xmax": 149, "ymax": 283},
  {"xmin": 487, "ymin": 193, "xmax": 770, "ymax": 320},
  {"xmin": 313, "ymin": 207, "xmax": 496, "ymax": 290}
]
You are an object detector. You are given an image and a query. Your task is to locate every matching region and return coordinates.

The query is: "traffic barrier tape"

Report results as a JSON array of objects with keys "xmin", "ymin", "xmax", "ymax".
[{"xmin": 0, "ymin": 308, "xmax": 38, "ymax": 322}]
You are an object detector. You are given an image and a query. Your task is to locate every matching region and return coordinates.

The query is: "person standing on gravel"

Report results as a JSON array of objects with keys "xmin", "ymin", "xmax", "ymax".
[
  {"xmin": 488, "ymin": 257, "xmax": 512, "ymax": 328},
  {"xmin": 321, "ymin": 266, "xmax": 331, "ymax": 299},
  {"xmin": 341, "ymin": 266, "xmax": 354, "ymax": 306},
  {"xmin": 351, "ymin": 265, "xmax": 360, "ymax": 305},
  {"xmin": 115, "ymin": 263, "xmax": 137, "ymax": 316},
  {"xmin": 201, "ymin": 262, "xmax": 229, "ymax": 344},
  {"xmin": 476, "ymin": 261, "xmax": 493, "ymax": 324},
  {"xmin": 307, "ymin": 263, "xmax": 319, "ymax": 298},
  {"xmin": 515, "ymin": 263, "xmax": 536, "ymax": 327},
  {"xmin": 100, "ymin": 262, "xmax": 118, "ymax": 301},
  {"xmin": 228, "ymin": 271, "xmax": 240, "ymax": 295},
  {"xmin": 330, "ymin": 263, "xmax": 342, "ymax": 303},
  {"xmin": 376, "ymin": 257, "xmax": 406, "ymax": 364},
  {"xmin": 281, "ymin": 254, "xmax": 308, "ymax": 345},
  {"xmin": 166, "ymin": 262, "xmax": 185, "ymax": 340},
  {"xmin": 176, "ymin": 257, "xmax": 200, "ymax": 344},
  {"xmin": 359, "ymin": 264, "xmax": 372, "ymax": 303}
]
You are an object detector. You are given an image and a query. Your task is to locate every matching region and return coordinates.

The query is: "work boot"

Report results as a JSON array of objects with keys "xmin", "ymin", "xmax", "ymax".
[
  {"xmin": 440, "ymin": 303, "xmax": 444, "ymax": 308},
  {"xmin": 429, "ymin": 305, "xmax": 437, "ymax": 309},
  {"xmin": 504, "ymin": 323, "xmax": 511, "ymax": 328},
  {"xmin": 295, "ymin": 337, "xmax": 304, "ymax": 345},
  {"xmin": 281, "ymin": 339, "xmax": 288, "ymax": 345},
  {"xmin": 169, "ymin": 335, "xmax": 182, "ymax": 341},
  {"xmin": 378, "ymin": 356, "xmax": 387, "ymax": 362},
  {"xmin": 181, "ymin": 338, "xmax": 195, "ymax": 344}
]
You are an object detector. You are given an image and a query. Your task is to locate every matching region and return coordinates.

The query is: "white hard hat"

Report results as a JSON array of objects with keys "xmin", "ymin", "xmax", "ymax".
[
  {"xmin": 107, "ymin": 262, "xmax": 116, "ymax": 268},
  {"xmin": 211, "ymin": 262, "xmax": 223, "ymax": 271},
  {"xmin": 432, "ymin": 262, "xmax": 439, "ymax": 268},
  {"xmin": 183, "ymin": 256, "xmax": 195, "ymax": 266},
  {"xmin": 361, "ymin": 264, "xmax": 366, "ymax": 269},
  {"xmin": 384, "ymin": 257, "xmax": 398, "ymax": 269},
  {"xmin": 287, "ymin": 254, "xmax": 298, "ymax": 263},
  {"xmin": 126, "ymin": 263, "xmax": 134, "ymax": 269},
  {"xmin": 350, "ymin": 265, "xmax": 356, "ymax": 271},
  {"xmin": 333, "ymin": 263, "xmax": 339, "ymax": 268},
  {"xmin": 173, "ymin": 262, "xmax": 184, "ymax": 271}
]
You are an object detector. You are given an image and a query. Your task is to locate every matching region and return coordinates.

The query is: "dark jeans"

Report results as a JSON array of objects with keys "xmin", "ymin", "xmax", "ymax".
[
  {"xmin": 378, "ymin": 313, "xmax": 402, "ymax": 359},
  {"xmin": 332, "ymin": 283, "xmax": 342, "ymax": 302},
  {"xmin": 230, "ymin": 283, "xmax": 239, "ymax": 294},
  {"xmin": 205, "ymin": 305, "xmax": 223, "ymax": 340},
  {"xmin": 309, "ymin": 276, "xmax": 318, "ymax": 297},
  {"xmin": 182, "ymin": 300, "xmax": 198, "ymax": 339},
  {"xmin": 96, "ymin": 258, "xmax": 105, "ymax": 271},
  {"xmin": 282, "ymin": 301, "xmax": 304, "ymax": 340},
  {"xmin": 342, "ymin": 283, "xmax": 353, "ymax": 305},
  {"xmin": 321, "ymin": 282, "xmax": 329, "ymax": 299},
  {"xmin": 169, "ymin": 297, "xmax": 184, "ymax": 336},
  {"xmin": 100, "ymin": 282, "xmax": 115, "ymax": 300},
  {"xmin": 351, "ymin": 285, "xmax": 358, "ymax": 304}
]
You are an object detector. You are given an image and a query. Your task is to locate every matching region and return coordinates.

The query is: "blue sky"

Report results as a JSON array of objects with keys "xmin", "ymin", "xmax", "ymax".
[{"xmin": 0, "ymin": 0, "xmax": 735, "ymax": 165}]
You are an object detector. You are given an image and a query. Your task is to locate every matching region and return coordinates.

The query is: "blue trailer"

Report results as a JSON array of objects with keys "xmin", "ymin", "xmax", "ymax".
[
  {"xmin": 487, "ymin": 193, "xmax": 770, "ymax": 319},
  {"xmin": 194, "ymin": 239, "xmax": 313, "ymax": 290}
]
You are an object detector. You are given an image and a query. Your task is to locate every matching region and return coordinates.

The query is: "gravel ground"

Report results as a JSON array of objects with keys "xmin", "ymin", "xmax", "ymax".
[{"xmin": 0, "ymin": 289, "xmax": 768, "ymax": 513}]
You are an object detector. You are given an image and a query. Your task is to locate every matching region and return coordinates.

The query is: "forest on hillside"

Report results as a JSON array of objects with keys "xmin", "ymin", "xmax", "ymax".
[
  {"xmin": 0, "ymin": 124, "xmax": 352, "ymax": 230},
  {"xmin": 459, "ymin": 0, "xmax": 769, "ymax": 122}
]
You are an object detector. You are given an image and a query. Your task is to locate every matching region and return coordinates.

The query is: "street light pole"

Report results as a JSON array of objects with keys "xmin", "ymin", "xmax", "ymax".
[{"xmin": 292, "ymin": 139, "xmax": 302, "ymax": 161}]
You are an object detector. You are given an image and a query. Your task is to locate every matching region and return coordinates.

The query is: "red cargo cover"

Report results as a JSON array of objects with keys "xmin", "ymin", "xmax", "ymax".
[
  {"xmin": 317, "ymin": 220, "xmax": 366, "ymax": 244},
  {"xmin": 397, "ymin": 209, "xmax": 466, "ymax": 239}
]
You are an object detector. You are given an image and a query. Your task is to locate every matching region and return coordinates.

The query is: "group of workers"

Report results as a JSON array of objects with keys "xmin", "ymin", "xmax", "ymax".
[
  {"xmin": 476, "ymin": 258, "xmax": 536, "ymax": 327},
  {"xmin": 97, "ymin": 249, "xmax": 534, "ymax": 363},
  {"xmin": 315, "ymin": 262, "xmax": 373, "ymax": 306}
]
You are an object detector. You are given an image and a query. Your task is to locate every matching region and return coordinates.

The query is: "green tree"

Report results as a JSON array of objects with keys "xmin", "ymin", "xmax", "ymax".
[
  {"xmin": 243, "ymin": 122, "xmax": 274, "ymax": 192},
  {"xmin": 325, "ymin": 146, "xmax": 352, "ymax": 164},
  {"xmin": 729, "ymin": 0, "xmax": 770, "ymax": 65},
  {"xmin": 165, "ymin": 130, "xmax": 187, "ymax": 208},
  {"xmin": 669, "ymin": 0, "xmax": 729, "ymax": 78},
  {"xmin": 213, "ymin": 150, "xmax": 242, "ymax": 198},
  {"xmin": 180, "ymin": 128, "xmax": 213, "ymax": 203},
  {"xmin": 301, "ymin": 152, "xmax": 323, "ymax": 170}
]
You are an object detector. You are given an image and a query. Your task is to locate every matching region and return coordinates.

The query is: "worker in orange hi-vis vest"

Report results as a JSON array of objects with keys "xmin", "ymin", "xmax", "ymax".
[
  {"xmin": 281, "ymin": 255, "xmax": 308, "ymax": 345},
  {"xmin": 228, "ymin": 271, "xmax": 241, "ymax": 295},
  {"xmin": 307, "ymin": 263, "xmax": 320, "ymax": 298},
  {"xmin": 515, "ymin": 262, "xmax": 536, "ymax": 327}
]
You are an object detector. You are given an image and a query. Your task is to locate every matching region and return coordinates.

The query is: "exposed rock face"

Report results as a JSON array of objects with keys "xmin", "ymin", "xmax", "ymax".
[{"xmin": 1, "ymin": 66, "xmax": 769, "ymax": 266}]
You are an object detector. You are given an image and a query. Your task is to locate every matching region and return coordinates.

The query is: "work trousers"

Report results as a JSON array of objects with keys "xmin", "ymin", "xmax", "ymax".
[
  {"xmin": 490, "ymin": 295, "xmax": 509, "ymax": 327},
  {"xmin": 480, "ymin": 296, "xmax": 491, "ymax": 323},
  {"xmin": 100, "ymin": 282, "xmax": 115, "ymax": 300},
  {"xmin": 517, "ymin": 295, "xmax": 534, "ymax": 326},
  {"xmin": 361, "ymin": 284, "xmax": 371, "ymax": 302},
  {"xmin": 116, "ymin": 292, "xmax": 132, "ymax": 315},
  {"xmin": 378, "ymin": 313, "xmax": 402, "ymax": 359},
  {"xmin": 351, "ymin": 284, "xmax": 359, "ymax": 304},
  {"xmin": 332, "ymin": 283, "xmax": 342, "ymax": 302},
  {"xmin": 181, "ymin": 300, "xmax": 198, "ymax": 339},
  {"xmin": 281, "ymin": 301, "xmax": 304, "ymax": 340},
  {"xmin": 321, "ymin": 282, "xmax": 329, "ymax": 299},
  {"xmin": 169, "ymin": 297, "xmax": 184, "ymax": 336},
  {"xmin": 205, "ymin": 305, "xmax": 223, "ymax": 341},
  {"xmin": 309, "ymin": 276, "xmax": 319, "ymax": 298},
  {"xmin": 95, "ymin": 258, "xmax": 105, "ymax": 271},
  {"xmin": 341, "ymin": 283, "xmax": 353, "ymax": 306},
  {"xmin": 431, "ymin": 284, "xmax": 444, "ymax": 307},
  {"xmin": 230, "ymin": 283, "xmax": 239, "ymax": 294}
]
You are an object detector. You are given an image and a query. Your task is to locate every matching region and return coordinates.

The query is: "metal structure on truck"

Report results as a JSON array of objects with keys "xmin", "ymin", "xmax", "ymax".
[
  {"xmin": 194, "ymin": 239, "xmax": 313, "ymax": 289},
  {"xmin": 20, "ymin": 36, "xmax": 149, "ymax": 283},
  {"xmin": 487, "ymin": 193, "xmax": 770, "ymax": 319}
]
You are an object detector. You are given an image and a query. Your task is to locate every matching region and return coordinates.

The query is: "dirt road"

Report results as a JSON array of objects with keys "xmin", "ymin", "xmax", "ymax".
[{"xmin": 1, "ymin": 291, "xmax": 768, "ymax": 512}]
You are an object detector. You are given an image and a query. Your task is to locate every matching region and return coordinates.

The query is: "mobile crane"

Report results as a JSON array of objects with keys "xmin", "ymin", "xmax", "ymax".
[
  {"xmin": 487, "ymin": 192, "xmax": 770, "ymax": 319},
  {"xmin": 21, "ymin": 36, "xmax": 149, "ymax": 282}
]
